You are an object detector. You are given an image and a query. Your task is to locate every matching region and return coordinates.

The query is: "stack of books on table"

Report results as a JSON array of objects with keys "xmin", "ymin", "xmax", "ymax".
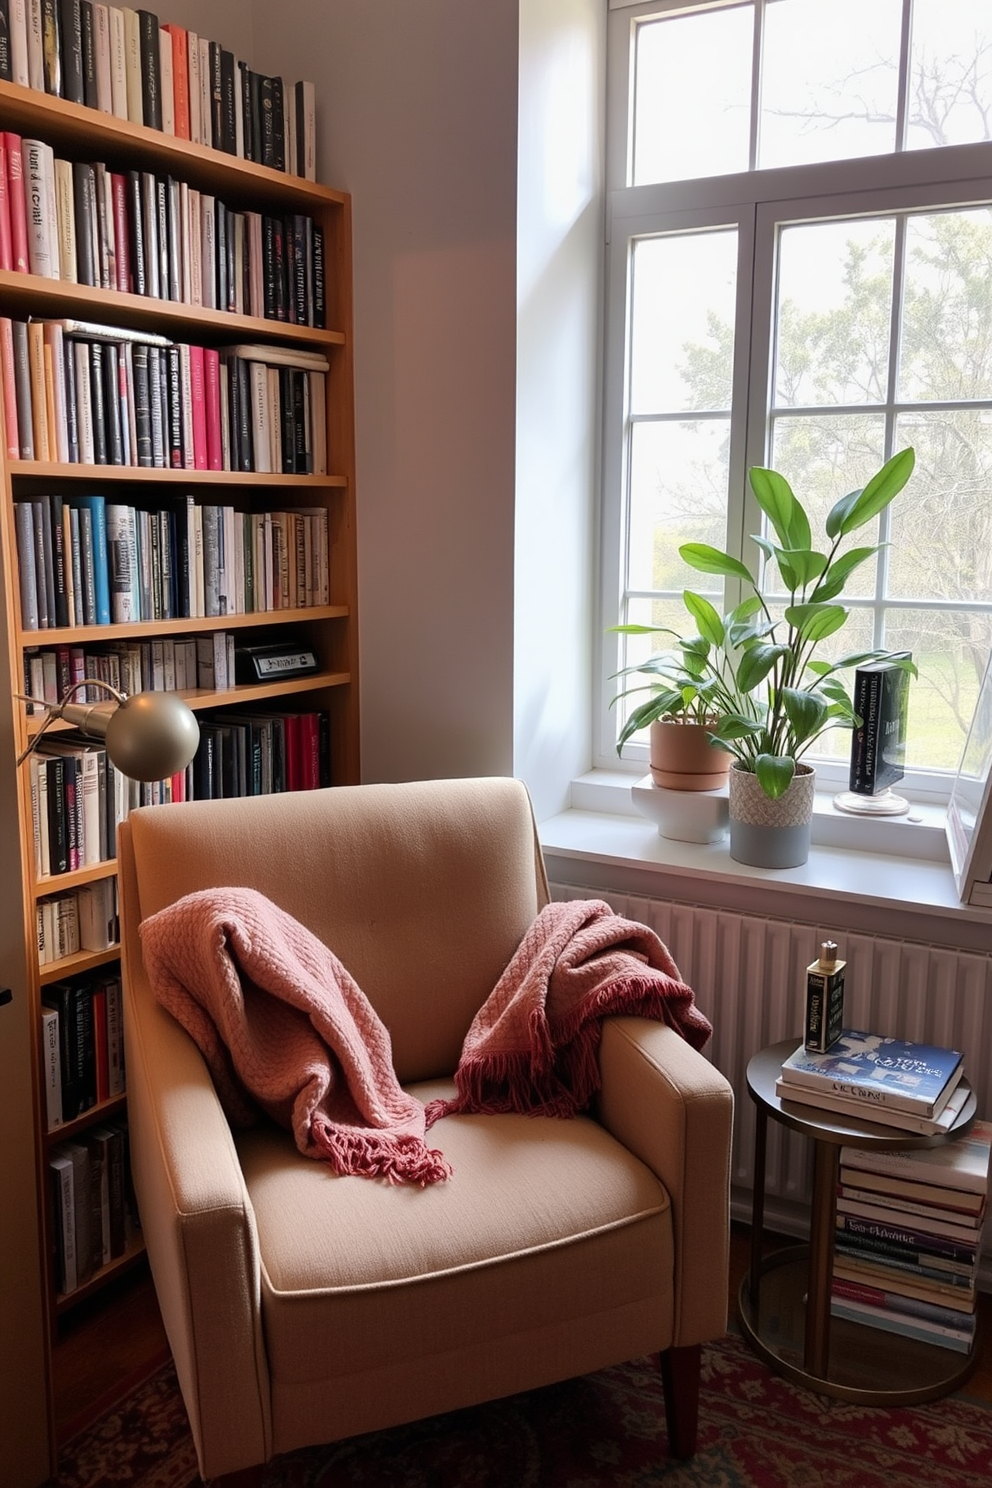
[
  {"xmin": 775, "ymin": 1030, "xmax": 969, "ymax": 1135},
  {"xmin": 830, "ymin": 1121, "xmax": 991, "ymax": 1353}
]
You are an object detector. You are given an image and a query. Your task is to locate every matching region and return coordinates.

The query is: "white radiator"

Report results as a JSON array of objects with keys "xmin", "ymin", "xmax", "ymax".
[{"xmin": 551, "ymin": 885, "xmax": 992, "ymax": 1244}]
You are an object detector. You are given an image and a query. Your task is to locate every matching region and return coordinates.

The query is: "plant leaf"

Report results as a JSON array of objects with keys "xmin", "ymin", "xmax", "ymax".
[
  {"xmin": 680, "ymin": 543, "xmax": 754, "ymax": 583},
  {"xmin": 729, "ymin": 596, "xmax": 763, "ymax": 624},
  {"xmin": 782, "ymin": 687, "xmax": 828, "ymax": 744},
  {"xmin": 808, "ymin": 546, "xmax": 878, "ymax": 602},
  {"xmin": 609, "ymin": 623, "xmax": 676, "ymax": 637},
  {"xmin": 755, "ymin": 753, "xmax": 796, "ymax": 800},
  {"xmin": 827, "ymin": 448, "xmax": 915, "ymax": 536},
  {"xmin": 784, "ymin": 602, "xmax": 848, "ymax": 643},
  {"xmin": 711, "ymin": 714, "xmax": 765, "ymax": 741},
  {"xmin": 683, "ymin": 590, "xmax": 725, "ymax": 647},
  {"xmin": 749, "ymin": 468, "xmax": 812, "ymax": 551},
  {"xmin": 736, "ymin": 643, "xmax": 789, "ymax": 692}
]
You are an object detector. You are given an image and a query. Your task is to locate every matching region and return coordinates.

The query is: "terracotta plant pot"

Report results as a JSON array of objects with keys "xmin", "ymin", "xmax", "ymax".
[
  {"xmin": 648, "ymin": 720, "xmax": 733, "ymax": 791},
  {"xmin": 728, "ymin": 762, "xmax": 816, "ymax": 868}
]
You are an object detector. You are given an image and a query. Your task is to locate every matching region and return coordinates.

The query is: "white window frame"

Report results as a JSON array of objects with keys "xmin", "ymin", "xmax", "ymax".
[{"xmin": 598, "ymin": 0, "xmax": 992, "ymax": 800}]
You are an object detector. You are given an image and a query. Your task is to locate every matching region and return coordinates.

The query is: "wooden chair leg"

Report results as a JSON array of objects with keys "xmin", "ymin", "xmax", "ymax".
[{"xmin": 659, "ymin": 1342, "xmax": 701, "ymax": 1458}]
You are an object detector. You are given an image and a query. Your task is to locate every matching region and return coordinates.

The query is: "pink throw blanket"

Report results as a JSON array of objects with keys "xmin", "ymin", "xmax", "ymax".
[
  {"xmin": 424, "ymin": 898, "xmax": 711, "ymax": 1126},
  {"xmin": 139, "ymin": 887, "xmax": 452, "ymax": 1186},
  {"xmin": 141, "ymin": 891, "xmax": 710, "ymax": 1186}
]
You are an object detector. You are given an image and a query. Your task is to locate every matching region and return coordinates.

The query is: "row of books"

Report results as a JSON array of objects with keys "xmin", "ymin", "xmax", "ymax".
[
  {"xmin": 24, "ymin": 631, "xmax": 241, "ymax": 708},
  {"xmin": 777, "ymin": 1029, "xmax": 968, "ymax": 1135},
  {"xmin": 41, "ymin": 971, "xmax": 124, "ymax": 1124},
  {"xmin": 37, "ymin": 875, "xmax": 116, "ymax": 960},
  {"xmin": 49, "ymin": 1117, "xmax": 136, "ymax": 1295},
  {"xmin": 30, "ymin": 706, "xmax": 332, "ymax": 879},
  {"xmin": 2, "ymin": 318, "xmax": 330, "ymax": 474},
  {"xmin": 0, "ymin": 3, "xmax": 316, "ymax": 178},
  {"xmin": 1, "ymin": 133, "xmax": 326, "ymax": 323},
  {"xmin": 830, "ymin": 1121, "xmax": 990, "ymax": 1353},
  {"xmin": 14, "ymin": 491, "xmax": 331, "ymax": 632}
]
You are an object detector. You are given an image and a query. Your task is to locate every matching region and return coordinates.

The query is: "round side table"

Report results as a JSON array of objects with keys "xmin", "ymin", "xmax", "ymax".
[{"xmin": 738, "ymin": 1039, "xmax": 980, "ymax": 1404}]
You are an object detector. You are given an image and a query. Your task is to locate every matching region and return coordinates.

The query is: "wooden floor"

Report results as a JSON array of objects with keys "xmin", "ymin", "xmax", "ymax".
[{"xmin": 52, "ymin": 1223, "xmax": 992, "ymax": 1445}]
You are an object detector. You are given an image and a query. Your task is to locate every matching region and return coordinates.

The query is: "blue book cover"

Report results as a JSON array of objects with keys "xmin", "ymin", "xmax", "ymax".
[
  {"xmin": 68, "ymin": 495, "xmax": 110, "ymax": 625},
  {"xmin": 780, "ymin": 1030, "xmax": 963, "ymax": 1116}
]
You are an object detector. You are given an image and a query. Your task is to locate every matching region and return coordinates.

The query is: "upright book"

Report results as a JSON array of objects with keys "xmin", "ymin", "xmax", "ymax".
[
  {"xmin": 779, "ymin": 1030, "xmax": 963, "ymax": 1117},
  {"xmin": 849, "ymin": 653, "xmax": 913, "ymax": 796}
]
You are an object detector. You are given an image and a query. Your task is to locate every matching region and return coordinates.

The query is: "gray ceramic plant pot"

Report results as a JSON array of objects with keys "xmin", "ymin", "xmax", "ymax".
[{"xmin": 728, "ymin": 762, "xmax": 816, "ymax": 869}]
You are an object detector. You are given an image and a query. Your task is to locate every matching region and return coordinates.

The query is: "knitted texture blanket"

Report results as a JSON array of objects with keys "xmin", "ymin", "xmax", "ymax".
[
  {"xmin": 140, "ymin": 891, "xmax": 710, "ymax": 1185},
  {"xmin": 424, "ymin": 898, "xmax": 711, "ymax": 1127},
  {"xmin": 139, "ymin": 887, "xmax": 452, "ymax": 1186}
]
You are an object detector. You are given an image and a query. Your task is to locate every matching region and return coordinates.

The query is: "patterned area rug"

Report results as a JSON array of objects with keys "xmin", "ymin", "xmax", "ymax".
[{"xmin": 58, "ymin": 1330, "xmax": 992, "ymax": 1487}]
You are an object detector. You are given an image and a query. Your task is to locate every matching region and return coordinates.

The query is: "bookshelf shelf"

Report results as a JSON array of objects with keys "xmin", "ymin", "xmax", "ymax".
[
  {"xmin": 1, "ymin": 55, "xmax": 359, "ymax": 1413},
  {"xmin": 20, "ymin": 607, "xmax": 349, "ymax": 651},
  {"xmin": 38, "ymin": 946, "xmax": 122, "ymax": 985},
  {"xmin": 0, "ymin": 268, "xmax": 346, "ymax": 346},
  {"xmin": 34, "ymin": 861, "xmax": 119, "ymax": 896},
  {"xmin": 0, "ymin": 80, "xmax": 346, "ymax": 212},
  {"xmin": 54, "ymin": 1231, "xmax": 147, "ymax": 1317},
  {"xmin": 45, "ymin": 1094, "xmax": 128, "ymax": 1146},
  {"xmin": 9, "ymin": 460, "xmax": 348, "ymax": 486}
]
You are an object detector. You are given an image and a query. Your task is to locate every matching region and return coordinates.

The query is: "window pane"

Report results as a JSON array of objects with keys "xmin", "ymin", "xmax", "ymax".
[
  {"xmin": 907, "ymin": 0, "xmax": 992, "ymax": 150},
  {"xmin": 889, "ymin": 410, "xmax": 992, "ymax": 602},
  {"xmin": 630, "ymin": 232, "xmax": 739, "ymax": 414},
  {"xmin": 898, "ymin": 208, "xmax": 992, "ymax": 403},
  {"xmin": 767, "ymin": 414, "xmax": 887, "ymax": 598},
  {"xmin": 775, "ymin": 219, "xmax": 895, "ymax": 408},
  {"xmin": 759, "ymin": 0, "xmax": 901, "ymax": 169},
  {"xmin": 628, "ymin": 420, "xmax": 731, "ymax": 594},
  {"xmin": 632, "ymin": 7, "xmax": 752, "ymax": 186},
  {"xmin": 885, "ymin": 609, "xmax": 992, "ymax": 771}
]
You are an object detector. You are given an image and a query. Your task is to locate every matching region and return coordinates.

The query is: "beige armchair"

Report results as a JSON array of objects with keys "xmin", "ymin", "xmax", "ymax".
[{"xmin": 118, "ymin": 776, "xmax": 733, "ymax": 1484}]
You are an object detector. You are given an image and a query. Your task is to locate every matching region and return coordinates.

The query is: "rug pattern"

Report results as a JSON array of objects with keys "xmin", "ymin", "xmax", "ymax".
[{"xmin": 57, "ymin": 1331, "xmax": 992, "ymax": 1487}]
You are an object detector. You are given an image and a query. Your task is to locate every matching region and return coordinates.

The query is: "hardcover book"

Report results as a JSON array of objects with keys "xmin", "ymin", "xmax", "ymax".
[
  {"xmin": 839, "ymin": 1120, "xmax": 991, "ymax": 1196},
  {"xmin": 849, "ymin": 653, "xmax": 912, "ymax": 796},
  {"xmin": 779, "ymin": 1029, "xmax": 963, "ymax": 1116}
]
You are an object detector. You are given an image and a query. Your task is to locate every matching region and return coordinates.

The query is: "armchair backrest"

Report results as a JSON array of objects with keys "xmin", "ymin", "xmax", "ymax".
[{"xmin": 118, "ymin": 776, "xmax": 549, "ymax": 1081}]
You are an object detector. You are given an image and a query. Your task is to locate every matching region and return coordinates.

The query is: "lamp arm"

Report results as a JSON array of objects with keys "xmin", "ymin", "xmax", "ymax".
[{"xmin": 14, "ymin": 679, "xmax": 127, "ymax": 768}]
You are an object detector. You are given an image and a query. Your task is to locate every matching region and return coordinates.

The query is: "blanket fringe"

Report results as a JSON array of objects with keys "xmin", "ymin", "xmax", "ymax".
[{"xmin": 311, "ymin": 1117, "xmax": 452, "ymax": 1186}]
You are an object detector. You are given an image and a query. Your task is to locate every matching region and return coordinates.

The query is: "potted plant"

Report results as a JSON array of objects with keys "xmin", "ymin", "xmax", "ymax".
[{"xmin": 613, "ymin": 448, "xmax": 918, "ymax": 867}]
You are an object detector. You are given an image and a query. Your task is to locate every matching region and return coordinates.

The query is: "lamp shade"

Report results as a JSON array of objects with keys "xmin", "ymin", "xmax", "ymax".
[{"xmin": 60, "ymin": 692, "xmax": 201, "ymax": 782}]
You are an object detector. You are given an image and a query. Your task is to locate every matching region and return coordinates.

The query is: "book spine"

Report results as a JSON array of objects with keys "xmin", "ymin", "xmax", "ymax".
[
  {"xmin": 40, "ymin": 0, "xmax": 60, "ymax": 94},
  {"xmin": 42, "ymin": 1006, "xmax": 63, "ymax": 1127},
  {"xmin": 0, "ymin": 138, "xmax": 12, "ymax": 273},
  {"xmin": 312, "ymin": 222, "xmax": 325, "ymax": 329},
  {"xmin": 836, "ymin": 1211, "xmax": 978, "ymax": 1265},
  {"xmin": 9, "ymin": 0, "xmax": 29, "ymax": 85},
  {"xmin": 23, "ymin": 137, "xmax": 58, "ymax": 279},
  {"xmin": 11, "ymin": 318, "xmax": 33, "ymax": 457},
  {"xmin": 58, "ymin": 0, "xmax": 84, "ymax": 103},
  {"xmin": 137, "ymin": 6, "xmax": 160, "ymax": 128},
  {"xmin": 157, "ymin": 19, "xmax": 173, "ymax": 135},
  {"xmin": 1, "ymin": 317, "xmax": 19, "ymax": 460},
  {"xmin": 5, "ymin": 133, "xmax": 29, "ymax": 272},
  {"xmin": 80, "ymin": 0, "xmax": 97, "ymax": 107}
]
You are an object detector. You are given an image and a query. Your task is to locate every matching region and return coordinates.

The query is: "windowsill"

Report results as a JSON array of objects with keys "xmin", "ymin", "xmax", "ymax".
[{"xmin": 539, "ymin": 772, "xmax": 992, "ymax": 951}]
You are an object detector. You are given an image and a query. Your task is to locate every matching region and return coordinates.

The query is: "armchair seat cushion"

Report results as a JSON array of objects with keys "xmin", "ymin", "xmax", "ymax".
[{"xmin": 238, "ymin": 1079, "xmax": 674, "ymax": 1438}]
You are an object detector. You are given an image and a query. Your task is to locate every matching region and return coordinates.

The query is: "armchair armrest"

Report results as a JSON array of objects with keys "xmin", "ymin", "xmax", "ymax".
[
  {"xmin": 597, "ymin": 1018, "xmax": 733, "ymax": 1348},
  {"xmin": 122, "ymin": 936, "xmax": 272, "ymax": 1477}
]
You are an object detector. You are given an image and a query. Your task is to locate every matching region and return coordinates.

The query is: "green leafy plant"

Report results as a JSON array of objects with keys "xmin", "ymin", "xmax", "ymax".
[{"xmin": 612, "ymin": 449, "xmax": 919, "ymax": 800}]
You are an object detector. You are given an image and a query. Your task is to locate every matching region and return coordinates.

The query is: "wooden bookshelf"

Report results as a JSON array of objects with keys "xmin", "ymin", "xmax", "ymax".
[{"xmin": 0, "ymin": 64, "xmax": 358, "ymax": 1376}]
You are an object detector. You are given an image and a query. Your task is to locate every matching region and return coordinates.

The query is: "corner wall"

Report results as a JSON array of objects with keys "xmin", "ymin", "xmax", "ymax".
[{"xmin": 248, "ymin": 1, "xmax": 520, "ymax": 785}]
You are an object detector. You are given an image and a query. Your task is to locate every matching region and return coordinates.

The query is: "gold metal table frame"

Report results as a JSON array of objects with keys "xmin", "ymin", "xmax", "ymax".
[{"xmin": 738, "ymin": 1040, "xmax": 981, "ymax": 1404}]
